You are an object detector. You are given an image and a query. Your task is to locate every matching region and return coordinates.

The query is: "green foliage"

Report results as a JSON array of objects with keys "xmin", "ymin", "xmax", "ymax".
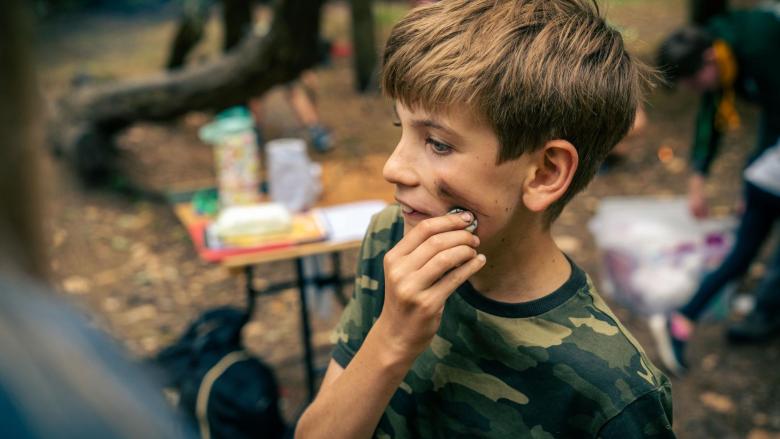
[{"xmin": 374, "ymin": 2, "xmax": 407, "ymax": 31}]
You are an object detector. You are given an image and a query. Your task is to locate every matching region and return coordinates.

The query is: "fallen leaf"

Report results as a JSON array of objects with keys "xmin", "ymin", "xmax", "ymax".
[
  {"xmin": 750, "ymin": 263, "xmax": 767, "ymax": 278},
  {"xmin": 124, "ymin": 305, "xmax": 157, "ymax": 324},
  {"xmin": 701, "ymin": 354, "xmax": 719, "ymax": 372},
  {"xmin": 140, "ymin": 336, "xmax": 160, "ymax": 353},
  {"xmin": 657, "ymin": 145, "xmax": 674, "ymax": 162},
  {"xmin": 699, "ymin": 391, "xmax": 735, "ymax": 414},
  {"xmin": 244, "ymin": 321, "xmax": 266, "ymax": 338},
  {"xmin": 111, "ymin": 235, "xmax": 130, "ymax": 251},
  {"xmin": 53, "ymin": 228, "xmax": 68, "ymax": 248},
  {"xmin": 62, "ymin": 276, "xmax": 92, "ymax": 295},
  {"xmin": 664, "ymin": 157, "xmax": 686, "ymax": 174},
  {"xmin": 102, "ymin": 297, "xmax": 122, "ymax": 312}
]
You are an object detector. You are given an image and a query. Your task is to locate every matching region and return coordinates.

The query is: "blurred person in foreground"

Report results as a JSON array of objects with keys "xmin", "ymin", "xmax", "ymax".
[
  {"xmin": 653, "ymin": 5, "xmax": 780, "ymax": 376},
  {"xmin": 0, "ymin": 2, "xmax": 193, "ymax": 437},
  {"xmin": 295, "ymin": 1, "xmax": 674, "ymax": 438}
]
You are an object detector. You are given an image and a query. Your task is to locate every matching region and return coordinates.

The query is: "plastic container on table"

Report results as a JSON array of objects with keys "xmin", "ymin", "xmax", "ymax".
[
  {"xmin": 265, "ymin": 138, "xmax": 322, "ymax": 213},
  {"xmin": 199, "ymin": 106, "xmax": 260, "ymax": 207}
]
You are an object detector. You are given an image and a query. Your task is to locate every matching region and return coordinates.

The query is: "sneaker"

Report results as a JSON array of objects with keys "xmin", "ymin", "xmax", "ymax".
[
  {"xmin": 649, "ymin": 314, "xmax": 689, "ymax": 377},
  {"xmin": 726, "ymin": 310, "xmax": 780, "ymax": 343},
  {"xmin": 308, "ymin": 124, "xmax": 332, "ymax": 152}
]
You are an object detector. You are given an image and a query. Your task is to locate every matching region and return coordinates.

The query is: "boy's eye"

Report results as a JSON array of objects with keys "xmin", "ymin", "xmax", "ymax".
[{"xmin": 426, "ymin": 137, "xmax": 453, "ymax": 155}]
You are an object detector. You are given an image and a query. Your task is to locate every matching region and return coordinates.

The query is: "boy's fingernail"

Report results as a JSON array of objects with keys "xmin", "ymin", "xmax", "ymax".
[
  {"xmin": 460, "ymin": 212, "xmax": 473, "ymax": 222},
  {"xmin": 477, "ymin": 254, "xmax": 486, "ymax": 263}
]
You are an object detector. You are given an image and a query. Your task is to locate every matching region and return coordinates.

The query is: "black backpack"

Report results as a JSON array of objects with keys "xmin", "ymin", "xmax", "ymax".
[{"xmin": 153, "ymin": 307, "xmax": 287, "ymax": 439}]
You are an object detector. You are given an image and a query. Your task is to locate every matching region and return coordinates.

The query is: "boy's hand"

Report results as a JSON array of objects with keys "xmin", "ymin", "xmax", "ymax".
[
  {"xmin": 688, "ymin": 174, "xmax": 708, "ymax": 219},
  {"xmin": 376, "ymin": 211, "xmax": 486, "ymax": 362}
]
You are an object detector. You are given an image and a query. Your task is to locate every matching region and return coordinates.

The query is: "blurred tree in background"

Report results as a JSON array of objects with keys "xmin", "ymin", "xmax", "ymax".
[
  {"xmin": 34, "ymin": 0, "xmax": 169, "ymax": 16},
  {"xmin": 48, "ymin": 0, "xmax": 325, "ymax": 186}
]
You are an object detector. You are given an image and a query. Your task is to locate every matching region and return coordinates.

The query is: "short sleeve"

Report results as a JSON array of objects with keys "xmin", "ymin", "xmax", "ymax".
[
  {"xmin": 597, "ymin": 386, "xmax": 675, "ymax": 439},
  {"xmin": 331, "ymin": 205, "xmax": 402, "ymax": 368}
]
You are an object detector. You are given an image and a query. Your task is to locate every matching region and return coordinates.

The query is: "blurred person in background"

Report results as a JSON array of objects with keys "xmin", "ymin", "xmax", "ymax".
[
  {"xmin": 0, "ymin": 1, "xmax": 194, "ymax": 437},
  {"xmin": 653, "ymin": 4, "xmax": 780, "ymax": 376}
]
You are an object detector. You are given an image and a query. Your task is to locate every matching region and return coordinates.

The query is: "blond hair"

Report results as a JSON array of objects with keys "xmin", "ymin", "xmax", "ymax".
[{"xmin": 382, "ymin": 0, "xmax": 653, "ymax": 222}]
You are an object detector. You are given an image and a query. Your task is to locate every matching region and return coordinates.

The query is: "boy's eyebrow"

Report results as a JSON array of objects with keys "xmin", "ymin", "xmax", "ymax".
[
  {"xmin": 393, "ymin": 102, "xmax": 463, "ymax": 142},
  {"xmin": 414, "ymin": 118, "xmax": 464, "ymax": 144}
]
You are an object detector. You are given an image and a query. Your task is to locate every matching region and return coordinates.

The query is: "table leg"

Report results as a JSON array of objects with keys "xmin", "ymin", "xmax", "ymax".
[
  {"xmin": 296, "ymin": 257, "xmax": 316, "ymax": 402},
  {"xmin": 244, "ymin": 265, "xmax": 258, "ymax": 317},
  {"xmin": 330, "ymin": 251, "xmax": 349, "ymax": 306}
]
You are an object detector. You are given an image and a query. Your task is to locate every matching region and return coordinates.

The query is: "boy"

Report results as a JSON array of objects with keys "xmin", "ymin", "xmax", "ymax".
[
  {"xmin": 296, "ymin": 0, "xmax": 674, "ymax": 437},
  {"xmin": 653, "ymin": 6, "xmax": 780, "ymax": 374}
]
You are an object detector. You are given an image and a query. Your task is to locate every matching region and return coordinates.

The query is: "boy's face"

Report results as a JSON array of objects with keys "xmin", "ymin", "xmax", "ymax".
[
  {"xmin": 384, "ymin": 102, "xmax": 533, "ymax": 243},
  {"xmin": 680, "ymin": 48, "xmax": 720, "ymax": 92}
]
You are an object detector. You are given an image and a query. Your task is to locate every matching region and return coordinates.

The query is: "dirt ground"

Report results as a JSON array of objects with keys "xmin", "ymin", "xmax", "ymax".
[{"xmin": 36, "ymin": 1, "xmax": 780, "ymax": 437}]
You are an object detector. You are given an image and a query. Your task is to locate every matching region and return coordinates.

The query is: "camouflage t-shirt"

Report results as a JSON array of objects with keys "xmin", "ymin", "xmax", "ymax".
[{"xmin": 332, "ymin": 205, "xmax": 674, "ymax": 438}]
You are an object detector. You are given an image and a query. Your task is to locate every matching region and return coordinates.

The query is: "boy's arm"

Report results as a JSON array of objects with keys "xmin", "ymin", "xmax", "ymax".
[
  {"xmin": 293, "ymin": 326, "xmax": 414, "ymax": 439},
  {"xmin": 295, "ymin": 213, "xmax": 485, "ymax": 439},
  {"xmin": 690, "ymin": 92, "xmax": 724, "ymax": 177},
  {"xmin": 596, "ymin": 388, "xmax": 675, "ymax": 439},
  {"xmin": 689, "ymin": 92, "xmax": 723, "ymax": 218}
]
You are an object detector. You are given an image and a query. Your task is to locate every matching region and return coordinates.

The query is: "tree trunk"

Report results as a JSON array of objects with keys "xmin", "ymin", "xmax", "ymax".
[
  {"xmin": 349, "ymin": 0, "xmax": 377, "ymax": 93},
  {"xmin": 49, "ymin": 0, "xmax": 325, "ymax": 184},
  {"xmin": 222, "ymin": 0, "xmax": 253, "ymax": 51},
  {"xmin": 166, "ymin": 0, "xmax": 211, "ymax": 70},
  {"xmin": 1, "ymin": 0, "xmax": 46, "ymax": 278}
]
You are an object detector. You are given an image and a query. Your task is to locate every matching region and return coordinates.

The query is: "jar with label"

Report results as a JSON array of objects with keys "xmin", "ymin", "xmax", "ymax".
[{"xmin": 199, "ymin": 106, "xmax": 260, "ymax": 207}]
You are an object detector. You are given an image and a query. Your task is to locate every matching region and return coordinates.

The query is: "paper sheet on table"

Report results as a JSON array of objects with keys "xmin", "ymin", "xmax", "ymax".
[{"xmin": 321, "ymin": 200, "xmax": 387, "ymax": 243}]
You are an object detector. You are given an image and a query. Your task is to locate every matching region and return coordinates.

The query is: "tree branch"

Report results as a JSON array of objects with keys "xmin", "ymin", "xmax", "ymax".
[{"xmin": 49, "ymin": 0, "xmax": 324, "ymax": 183}]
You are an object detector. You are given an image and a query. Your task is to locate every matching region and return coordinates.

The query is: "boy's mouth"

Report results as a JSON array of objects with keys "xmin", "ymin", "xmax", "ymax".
[{"xmin": 396, "ymin": 199, "xmax": 434, "ymax": 218}]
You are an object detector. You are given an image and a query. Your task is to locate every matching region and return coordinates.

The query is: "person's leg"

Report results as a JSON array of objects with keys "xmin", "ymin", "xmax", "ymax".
[
  {"xmin": 286, "ymin": 74, "xmax": 332, "ymax": 152},
  {"xmin": 288, "ymin": 82, "xmax": 320, "ymax": 127},
  {"xmin": 653, "ymin": 183, "xmax": 776, "ymax": 375},
  {"xmin": 679, "ymin": 184, "xmax": 776, "ymax": 321},
  {"xmin": 727, "ymin": 239, "xmax": 780, "ymax": 342},
  {"xmin": 727, "ymin": 116, "xmax": 780, "ymax": 341},
  {"xmin": 754, "ymin": 244, "xmax": 780, "ymax": 314}
]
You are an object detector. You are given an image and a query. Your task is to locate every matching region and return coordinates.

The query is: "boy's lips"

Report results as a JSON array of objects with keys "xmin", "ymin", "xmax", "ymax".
[{"xmin": 396, "ymin": 198, "xmax": 435, "ymax": 218}]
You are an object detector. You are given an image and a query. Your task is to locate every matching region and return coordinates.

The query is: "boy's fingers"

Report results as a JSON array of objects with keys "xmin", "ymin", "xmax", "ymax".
[
  {"xmin": 401, "ymin": 230, "xmax": 479, "ymax": 272},
  {"xmin": 415, "ymin": 245, "xmax": 479, "ymax": 290},
  {"xmin": 393, "ymin": 211, "xmax": 475, "ymax": 256},
  {"xmin": 427, "ymin": 254, "xmax": 486, "ymax": 304}
]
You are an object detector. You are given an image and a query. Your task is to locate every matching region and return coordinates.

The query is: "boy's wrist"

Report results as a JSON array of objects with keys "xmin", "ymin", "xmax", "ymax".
[{"xmin": 365, "ymin": 318, "xmax": 418, "ymax": 377}]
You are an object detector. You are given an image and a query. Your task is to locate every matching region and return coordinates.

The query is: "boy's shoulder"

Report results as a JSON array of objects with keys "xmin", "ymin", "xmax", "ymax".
[
  {"xmin": 535, "ymin": 277, "xmax": 672, "ymax": 423},
  {"xmin": 553, "ymin": 277, "xmax": 667, "ymax": 390},
  {"xmin": 468, "ymin": 271, "xmax": 668, "ymax": 390},
  {"xmin": 457, "ymin": 276, "xmax": 672, "ymax": 434}
]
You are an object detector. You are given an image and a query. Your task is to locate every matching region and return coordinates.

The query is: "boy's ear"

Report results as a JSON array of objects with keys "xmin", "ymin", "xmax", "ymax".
[{"xmin": 521, "ymin": 139, "xmax": 578, "ymax": 213}]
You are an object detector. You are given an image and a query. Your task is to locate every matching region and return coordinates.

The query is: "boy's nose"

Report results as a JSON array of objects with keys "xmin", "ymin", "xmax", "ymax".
[{"xmin": 383, "ymin": 140, "xmax": 419, "ymax": 188}]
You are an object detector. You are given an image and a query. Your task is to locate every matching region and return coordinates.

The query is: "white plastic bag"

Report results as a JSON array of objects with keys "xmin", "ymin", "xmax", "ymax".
[
  {"xmin": 588, "ymin": 197, "xmax": 736, "ymax": 315},
  {"xmin": 265, "ymin": 138, "xmax": 322, "ymax": 213}
]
